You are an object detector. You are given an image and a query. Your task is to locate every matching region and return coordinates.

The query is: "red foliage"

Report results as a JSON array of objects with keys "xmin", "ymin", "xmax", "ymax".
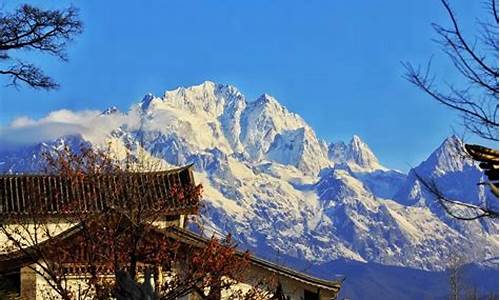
[{"xmin": 0, "ymin": 145, "xmax": 255, "ymax": 300}]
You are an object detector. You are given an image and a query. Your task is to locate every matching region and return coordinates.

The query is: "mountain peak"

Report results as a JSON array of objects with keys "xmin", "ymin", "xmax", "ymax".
[
  {"xmin": 140, "ymin": 93, "xmax": 156, "ymax": 110},
  {"xmin": 266, "ymin": 127, "xmax": 330, "ymax": 174},
  {"xmin": 329, "ymin": 135, "xmax": 384, "ymax": 171},
  {"xmin": 144, "ymin": 81, "xmax": 245, "ymax": 118},
  {"xmin": 249, "ymin": 93, "xmax": 293, "ymax": 119},
  {"xmin": 101, "ymin": 106, "xmax": 119, "ymax": 115},
  {"xmin": 256, "ymin": 93, "xmax": 279, "ymax": 105},
  {"xmin": 416, "ymin": 135, "xmax": 469, "ymax": 175},
  {"xmin": 441, "ymin": 135, "xmax": 462, "ymax": 149},
  {"xmin": 198, "ymin": 80, "xmax": 217, "ymax": 87},
  {"xmin": 167, "ymin": 81, "xmax": 241, "ymax": 97},
  {"xmin": 1, "ymin": 82, "xmax": 497, "ymax": 279},
  {"xmin": 349, "ymin": 134, "xmax": 366, "ymax": 149},
  {"xmin": 350, "ymin": 134, "xmax": 363, "ymax": 144},
  {"xmin": 185, "ymin": 80, "xmax": 221, "ymax": 93}
]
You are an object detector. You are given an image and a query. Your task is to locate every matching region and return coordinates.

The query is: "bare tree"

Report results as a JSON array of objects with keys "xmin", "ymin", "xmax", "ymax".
[
  {"xmin": 0, "ymin": 4, "xmax": 82, "ymax": 90},
  {"xmin": 447, "ymin": 255, "xmax": 465, "ymax": 300},
  {"xmin": 445, "ymin": 253, "xmax": 499, "ymax": 300},
  {"xmin": 403, "ymin": 0, "xmax": 498, "ymax": 142},
  {"xmin": 409, "ymin": 136, "xmax": 498, "ymax": 221},
  {"xmin": 412, "ymin": 170, "xmax": 498, "ymax": 221},
  {"xmin": 403, "ymin": 0, "xmax": 499, "ymax": 220}
]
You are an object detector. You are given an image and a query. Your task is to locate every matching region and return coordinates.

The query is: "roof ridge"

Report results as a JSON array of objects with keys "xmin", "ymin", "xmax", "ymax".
[
  {"xmin": 164, "ymin": 226, "xmax": 343, "ymax": 290},
  {"xmin": 0, "ymin": 164, "xmax": 195, "ymax": 178},
  {"xmin": 0, "ymin": 165, "xmax": 198, "ymax": 216}
]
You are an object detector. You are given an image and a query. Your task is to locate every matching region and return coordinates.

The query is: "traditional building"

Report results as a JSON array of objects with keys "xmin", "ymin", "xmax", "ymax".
[{"xmin": 0, "ymin": 165, "xmax": 342, "ymax": 299}]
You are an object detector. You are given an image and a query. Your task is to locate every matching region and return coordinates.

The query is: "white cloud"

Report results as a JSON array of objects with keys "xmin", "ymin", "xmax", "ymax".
[
  {"xmin": 40, "ymin": 109, "xmax": 101, "ymax": 124},
  {"xmin": 9, "ymin": 116, "xmax": 37, "ymax": 128},
  {"xmin": 0, "ymin": 108, "xmax": 139, "ymax": 149}
]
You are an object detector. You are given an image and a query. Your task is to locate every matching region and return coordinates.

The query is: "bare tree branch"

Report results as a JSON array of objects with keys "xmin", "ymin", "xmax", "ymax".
[
  {"xmin": 0, "ymin": 61, "xmax": 58, "ymax": 89},
  {"xmin": 0, "ymin": 4, "xmax": 82, "ymax": 90},
  {"xmin": 403, "ymin": 0, "xmax": 499, "ymax": 142},
  {"xmin": 412, "ymin": 170, "xmax": 498, "ymax": 221},
  {"xmin": 440, "ymin": 0, "xmax": 498, "ymax": 78}
]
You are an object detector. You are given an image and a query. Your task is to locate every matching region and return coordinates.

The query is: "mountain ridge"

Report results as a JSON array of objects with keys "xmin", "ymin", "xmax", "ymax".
[{"xmin": 0, "ymin": 81, "xmax": 497, "ymax": 278}]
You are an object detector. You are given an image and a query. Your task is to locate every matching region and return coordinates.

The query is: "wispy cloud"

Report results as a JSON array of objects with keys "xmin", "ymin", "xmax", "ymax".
[{"xmin": 0, "ymin": 108, "xmax": 138, "ymax": 149}]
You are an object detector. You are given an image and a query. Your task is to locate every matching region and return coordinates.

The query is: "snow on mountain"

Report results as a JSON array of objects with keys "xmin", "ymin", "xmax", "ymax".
[
  {"xmin": 0, "ymin": 135, "xmax": 88, "ymax": 173},
  {"xmin": 0, "ymin": 81, "xmax": 497, "ymax": 276},
  {"xmin": 101, "ymin": 106, "xmax": 120, "ymax": 115},
  {"xmin": 314, "ymin": 164, "xmax": 494, "ymax": 270},
  {"xmin": 414, "ymin": 135, "xmax": 472, "ymax": 176},
  {"xmin": 351, "ymin": 169, "xmax": 406, "ymax": 200},
  {"xmin": 131, "ymin": 81, "xmax": 329, "ymax": 175},
  {"xmin": 328, "ymin": 135, "xmax": 385, "ymax": 172},
  {"xmin": 266, "ymin": 127, "xmax": 330, "ymax": 175},
  {"xmin": 393, "ymin": 136, "xmax": 498, "ymax": 263},
  {"xmin": 395, "ymin": 136, "xmax": 495, "ymax": 209}
]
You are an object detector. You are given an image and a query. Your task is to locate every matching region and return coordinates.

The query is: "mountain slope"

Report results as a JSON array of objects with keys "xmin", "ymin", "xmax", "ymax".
[{"xmin": 0, "ymin": 82, "xmax": 497, "ymax": 281}]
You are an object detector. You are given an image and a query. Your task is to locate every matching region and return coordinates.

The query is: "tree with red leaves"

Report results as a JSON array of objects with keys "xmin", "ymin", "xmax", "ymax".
[{"xmin": 0, "ymin": 146, "xmax": 274, "ymax": 300}]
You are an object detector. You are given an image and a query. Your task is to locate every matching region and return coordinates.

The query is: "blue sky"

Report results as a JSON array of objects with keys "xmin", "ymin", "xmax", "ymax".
[{"xmin": 0, "ymin": 0, "xmax": 492, "ymax": 171}]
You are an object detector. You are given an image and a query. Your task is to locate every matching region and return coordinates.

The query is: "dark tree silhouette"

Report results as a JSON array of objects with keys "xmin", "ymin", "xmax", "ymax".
[
  {"xmin": 403, "ymin": 0, "xmax": 499, "ymax": 220},
  {"xmin": 412, "ymin": 170, "xmax": 498, "ymax": 221},
  {"xmin": 0, "ymin": 4, "xmax": 82, "ymax": 89},
  {"xmin": 403, "ymin": 0, "xmax": 498, "ymax": 142}
]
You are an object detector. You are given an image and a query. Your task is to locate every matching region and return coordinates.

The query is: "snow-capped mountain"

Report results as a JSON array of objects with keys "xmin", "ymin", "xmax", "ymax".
[
  {"xmin": 328, "ymin": 135, "xmax": 385, "ymax": 172},
  {"xmin": 0, "ymin": 81, "xmax": 497, "ymax": 276}
]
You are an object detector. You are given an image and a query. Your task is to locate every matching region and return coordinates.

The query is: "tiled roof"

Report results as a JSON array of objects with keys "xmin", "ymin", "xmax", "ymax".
[
  {"xmin": 0, "ymin": 224, "xmax": 343, "ymax": 293},
  {"xmin": 0, "ymin": 165, "xmax": 198, "ymax": 217}
]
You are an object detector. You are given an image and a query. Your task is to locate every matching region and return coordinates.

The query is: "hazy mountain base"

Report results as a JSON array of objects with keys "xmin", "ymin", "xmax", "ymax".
[
  {"xmin": 326, "ymin": 260, "xmax": 498, "ymax": 300},
  {"xmin": 256, "ymin": 254, "xmax": 498, "ymax": 300}
]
